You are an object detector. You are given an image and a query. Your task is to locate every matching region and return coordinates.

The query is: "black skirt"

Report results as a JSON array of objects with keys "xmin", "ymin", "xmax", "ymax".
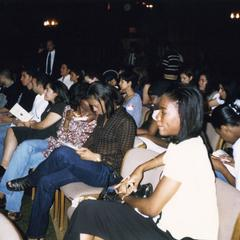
[{"xmin": 64, "ymin": 200, "xmax": 177, "ymax": 240}]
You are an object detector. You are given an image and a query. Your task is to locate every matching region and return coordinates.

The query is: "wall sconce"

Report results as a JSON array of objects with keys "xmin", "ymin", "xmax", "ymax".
[
  {"xmin": 43, "ymin": 19, "xmax": 59, "ymax": 27},
  {"xmin": 230, "ymin": 12, "xmax": 240, "ymax": 20}
]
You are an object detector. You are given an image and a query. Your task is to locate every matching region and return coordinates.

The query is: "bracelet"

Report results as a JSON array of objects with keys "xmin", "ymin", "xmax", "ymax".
[{"xmin": 95, "ymin": 154, "xmax": 101, "ymax": 162}]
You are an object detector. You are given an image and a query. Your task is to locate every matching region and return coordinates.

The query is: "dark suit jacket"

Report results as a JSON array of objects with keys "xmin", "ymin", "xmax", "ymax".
[{"xmin": 38, "ymin": 50, "xmax": 62, "ymax": 81}]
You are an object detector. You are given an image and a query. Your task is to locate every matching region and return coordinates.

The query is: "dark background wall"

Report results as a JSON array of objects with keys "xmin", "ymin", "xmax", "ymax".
[{"xmin": 0, "ymin": 0, "xmax": 240, "ymax": 75}]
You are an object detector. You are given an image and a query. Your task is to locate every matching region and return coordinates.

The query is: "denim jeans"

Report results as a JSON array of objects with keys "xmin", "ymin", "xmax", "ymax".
[
  {"xmin": 26, "ymin": 146, "xmax": 121, "ymax": 238},
  {"xmin": 0, "ymin": 139, "xmax": 48, "ymax": 212},
  {"xmin": 0, "ymin": 123, "xmax": 11, "ymax": 162}
]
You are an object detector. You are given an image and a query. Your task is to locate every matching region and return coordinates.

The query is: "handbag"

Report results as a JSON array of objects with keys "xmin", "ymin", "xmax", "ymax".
[{"xmin": 98, "ymin": 183, "xmax": 153, "ymax": 201}]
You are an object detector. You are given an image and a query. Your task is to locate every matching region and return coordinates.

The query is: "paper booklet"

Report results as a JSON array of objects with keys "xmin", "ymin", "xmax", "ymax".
[{"xmin": 9, "ymin": 103, "xmax": 33, "ymax": 122}]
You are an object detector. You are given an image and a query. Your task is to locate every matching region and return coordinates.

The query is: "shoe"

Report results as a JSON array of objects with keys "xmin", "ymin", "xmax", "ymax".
[
  {"xmin": 0, "ymin": 166, "xmax": 6, "ymax": 177},
  {"xmin": 7, "ymin": 211, "xmax": 22, "ymax": 221},
  {"xmin": 6, "ymin": 175, "xmax": 33, "ymax": 192},
  {"xmin": 0, "ymin": 196, "xmax": 6, "ymax": 209}
]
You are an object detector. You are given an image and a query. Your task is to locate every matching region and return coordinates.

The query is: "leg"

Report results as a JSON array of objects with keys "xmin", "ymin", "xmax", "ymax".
[
  {"xmin": 27, "ymin": 150, "xmax": 116, "ymax": 238},
  {"xmin": 65, "ymin": 200, "xmax": 172, "ymax": 240},
  {"xmin": 28, "ymin": 146, "xmax": 113, "ymax": 187},
  {"xmin": 80, "ymin": 234, "xmax": 95, "ymax": 240},
  {"xmin": 27, "ymin": 168, "xmax": 82, "ymax": 238},
  {"xmin": 0, "ymin": 123, "xmax": 10, "ymax": 163},
  {"xmin": 0, "ymin": 140, "xmax": 47, "ymax": 212},
  {"xmin": 1, "ymin": 128, "xmax": 18, "ymax": 169}
]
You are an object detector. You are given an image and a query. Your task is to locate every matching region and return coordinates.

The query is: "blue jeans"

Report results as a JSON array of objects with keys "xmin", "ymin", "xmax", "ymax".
[
  {"xmin": 26, "ymin": 146, "xmax": 121, "ymax": 238},
  {"xmin": 0, "ymin": 139, "xmax": 48, "ymax": 212},
  {"xmin": 0, "ymin": 123, "xmax": 10, "ymax": 162}
]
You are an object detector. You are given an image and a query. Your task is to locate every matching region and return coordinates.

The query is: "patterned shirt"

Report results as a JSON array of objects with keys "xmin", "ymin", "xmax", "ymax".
[{"xmin": 44, "ymin": 107, "xmax": 97, "ymax": 158}]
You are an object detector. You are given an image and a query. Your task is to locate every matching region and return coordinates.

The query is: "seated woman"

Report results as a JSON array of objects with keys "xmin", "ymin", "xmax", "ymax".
[
  {"xmin": 119, "ymin": 70, "xmax": 142, "ymax": 127},
  {"xmin": 211, "ymin": 104, "xmax": 240, "ymax": 191},
  {"xmin": 0, "ymin": 81, "xmax": 69, "ymax": 176},
  {"xmin": 8, "ymin": 82, "xmax": 136, "ymax": 239},
  {"xmin": 64, "ymin": 86, "xmax": 219, "ymax": 240},
  {"xmin": 179, "ymin": 68, "xmax": 194, "ymax": 85},
  {"xmin": 0, "ymin": 85, "xmax": 97, "ymax": 221}
]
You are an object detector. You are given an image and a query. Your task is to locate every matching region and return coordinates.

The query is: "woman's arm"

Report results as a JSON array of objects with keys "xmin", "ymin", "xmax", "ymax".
[
  {"xmin": 142, "ymin": 84, "xmax": 151, "ymax": 105},
  {"xmin": 0, "ymin": 107, "xmax": 9, "ymax": 113},
  {"xmin": 28, "ymin": 112, "xmax": 62, "ymax": 129},
  {"xmin": 124, "ymin": 176, "xmax": 181, "ymax": 217},
  {"xmin": 211, "ymin": 156, "xmax": 235, "ymax": 186},
  {"xmin": 115, "ymin": 152, "xmax": 166, "ymax": 196}
]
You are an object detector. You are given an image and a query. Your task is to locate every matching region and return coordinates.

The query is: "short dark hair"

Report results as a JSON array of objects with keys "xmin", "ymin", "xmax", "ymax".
[
  {"xmin": 211, "ymin": 104, "xmax": 240, "ymax": 129},
  {"xmin": 69, "ymin": 82, "xmax": 89, "ymax": 110},
  {"xmin": 119, "ymin": 70, "xmax": 138, "ymax": 89},
  {"xmin": 180, "ymin": 68, "xmax": 193, "ymax": 78},
  {"xmin": 0, "ymin": 69, "xmax": 16, "ymax": 82},
  {"xmin": 33, "ymin": 72, "xmax": 49, "ymax": 88},
  {"xmin": 48, "ymin": 81, "xmax": 69, "ymax": 104},
  {"xmin": 87, "ymin": 82, "xmax": 123, "ymax": 119},
  {"xmin": 163, "ymin": 85, "xmax": 203, "ymax": 143}
]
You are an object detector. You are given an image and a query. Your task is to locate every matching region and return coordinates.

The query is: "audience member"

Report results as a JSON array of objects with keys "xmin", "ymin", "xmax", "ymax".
[
  {"xmin": 102, "ymin": 69, "xmax": 119, "ymax": 89},
  {"xmin": 0, "ymin": 87, "xmax": 96, "ymax": 221},
  {"xmin": 161, "ymin": 42, "xmax": 183, "ymax": 81},
  {"xmin": 179, "ymin": 68, "xmax": 194, "ymax": 85},
  {"xmin": 119, "ymin": 70, "xmax": 142, "ymax": 127},
  {"xmin": 211, "ymin": 104, "xmax": 240, "ymax": 191},
  {"xmin": 0, "ymin": 69, "xmax": 21, "ymax": 110},
  {"xmin": 8, "ymin": 82, "xmax": 136, "ymax": 239},
  {"xmin": 0, "ymin": 81, "xmax": 69, "ymax": 177},
  {"xmin": 58, "ymin": 63, "xmax": 73, "ymax": 89},
  {"xmin": 64, "ymin": 85, "xmax": 219, "ymax": 240}
]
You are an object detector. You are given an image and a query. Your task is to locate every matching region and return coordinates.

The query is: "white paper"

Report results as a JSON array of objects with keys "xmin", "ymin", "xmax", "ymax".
[
  {"xmin": 59, "ymin": 140, "xmax": 78, "ymax": 150},
  {"xmin": 9, "ymin": 103, "xmax": 33, "ymax": 122}
]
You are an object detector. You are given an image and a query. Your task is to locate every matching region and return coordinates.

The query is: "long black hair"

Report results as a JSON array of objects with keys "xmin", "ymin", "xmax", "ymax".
[
  {"xmin": 87, "ymin": 82, "xmax": 123, "ymax": 119},
  {"xmin": 211, "ymin": 104, "xmax": 240, "ymax": 129},
  {"xmin": 164, "ymin": 85, "xmax": 204, "ymax": 143},
  {"xmin": 48, "ymin": 81, "xmax": 69, "ymax": 104}
]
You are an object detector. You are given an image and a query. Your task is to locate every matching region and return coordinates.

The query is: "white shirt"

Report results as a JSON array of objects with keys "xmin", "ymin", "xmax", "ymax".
[
  {"xmin": 156, "ymin": 137, "xmax": 219, "ymax": 240},
  {"xmin": 45, "ymin": 50, "xmax": 56, "ymax": 75},
  {"xmin": 30, "ymin": 94, "xmax": 48, "ymax": 122},
  {"xmin": 58, "ymin": 74, "xmax": 73, "ymax": 89},
  {"xmin": 233, "ymin": 138, "xmax": 240, "ymax": 191}
]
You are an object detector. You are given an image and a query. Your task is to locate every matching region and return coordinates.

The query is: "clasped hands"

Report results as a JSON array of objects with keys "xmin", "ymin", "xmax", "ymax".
[{"xmin": 114, "ymin": 168, "xmax": 143, "ymax": 202}]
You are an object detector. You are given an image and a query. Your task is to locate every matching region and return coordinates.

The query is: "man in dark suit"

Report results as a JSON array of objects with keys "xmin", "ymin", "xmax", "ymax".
[{"xmin": 39, "ymin": 39, "xmax": 61, "ymax": 81}]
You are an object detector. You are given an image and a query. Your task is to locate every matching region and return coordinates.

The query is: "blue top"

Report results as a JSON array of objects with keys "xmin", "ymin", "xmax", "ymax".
[{"xmin": 123, "ymin": 93, "xmax": 142, "ymax": 128}]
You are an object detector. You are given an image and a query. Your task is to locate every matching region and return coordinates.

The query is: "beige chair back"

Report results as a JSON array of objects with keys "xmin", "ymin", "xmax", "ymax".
[
  {"xmin": 216, "ymin": 179, "xmax": 240, "ymax": 240},
  {"xmin": 0, "ymin": 213, "xmax": 23, "ymax": 240},
  {"xmin": 139, "ymin": 106, "xmax": 151, "ymax": 127},
  {"xmin": 206, "ymin": 122, "xmax": 222, "ymax": 150},
  {"xmin": 120, "ymin": 148, "xmax": 162, "ymax": 190}
]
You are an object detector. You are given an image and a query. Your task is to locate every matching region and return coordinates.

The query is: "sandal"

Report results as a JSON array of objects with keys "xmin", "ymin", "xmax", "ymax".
[
  {"xmin": 7, "ymin": 211, "xmax": 22, "ymax": 221},
  {"xmin": 0, "ymin": 165, "xmax": 6, "ymax": 178},
  {"xmin": 6, "ymin": 176, "xmax": 33, "ymax": 192}
]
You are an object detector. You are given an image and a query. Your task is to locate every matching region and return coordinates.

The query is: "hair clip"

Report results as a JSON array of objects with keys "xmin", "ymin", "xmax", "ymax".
[{"xmin": 228, "ymin": 104, "xmax": 240, "ymax": 115}]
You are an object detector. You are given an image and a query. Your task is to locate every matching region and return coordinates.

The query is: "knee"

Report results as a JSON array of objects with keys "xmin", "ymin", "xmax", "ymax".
[
  {"xmin": 53, "ymin": 146, "xmax": 75, "ymax": 158},
  {"xmin": 37, "ymin": 176, "xmax": 55, "ymax": 193}
]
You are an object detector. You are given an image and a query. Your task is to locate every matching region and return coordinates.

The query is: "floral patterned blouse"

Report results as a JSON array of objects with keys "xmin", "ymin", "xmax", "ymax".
[{"xmin": 43, "ymin": 107, "xmax": 97, "ymax": 158}]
